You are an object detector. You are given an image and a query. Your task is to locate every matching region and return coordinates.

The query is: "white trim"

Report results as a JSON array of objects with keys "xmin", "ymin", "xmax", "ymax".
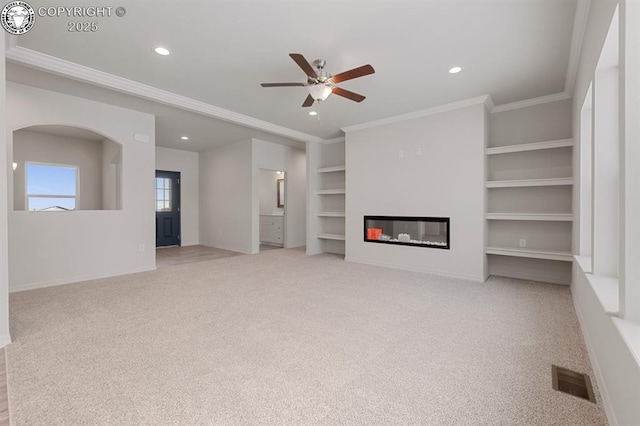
[
  {"xmin": 565, "ymin": 0, "xmax": 592, "ymax": 96},
  {"xmin": 317, "ymin": 165, "xmax": 346, "ymax": 173},
  {"xmin": 572, "ymin": 288, "xmax": 619, "ymax": 426},
  {"xmin": 485, "ymin": 213, "xmax": 573, "ymax": 221},
  {"xmin": 491, "ymin": 92, "xmax": 571, "ymax": 113},
  {"xmin": 317, "ymin": 233, "xmax": 346, "ymax": 241},
  {"xmin": 320, "ymin": 136, "xmax": 345, "ymax": 144},
  {"xmin": 345, "ymin": 256, "xmax": 485, "ymax": 282},
  {"xmin": 4, "ymin": 34, "xmax": 17, "ymax": 51},
  {"xmin": 486, "ymin": 138, "xmax": 574, "ymax": 155},
  {"xmin": 341, "ymin": 95, "xmax": 493, "ymax": 132},
  {"xmin": 486, "ymin": 246, "xmax": 573, "ymax": 262},
  {"xmin": 8, "ymin": 265, "xmax": 157, "ymax": 293},
  {"xmin": 486, "ymin": 177, "xmax": 574, "ymax": 188},
  {"xmin": 0, "ymin": 335, "xmax": 11, "ymax": 349},
  {"xmin": 6, "ymin": 47, "xmax": 323, "ymax": 144}
]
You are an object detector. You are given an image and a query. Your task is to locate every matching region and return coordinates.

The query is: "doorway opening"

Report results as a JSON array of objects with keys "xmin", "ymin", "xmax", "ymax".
[
  {"xmin": 259, "ymin": 169, "xmax": 285, "ymax": 252},
  {"xmin": 155, "ymin": 170, "xmax": 181, "ymax": 247}
]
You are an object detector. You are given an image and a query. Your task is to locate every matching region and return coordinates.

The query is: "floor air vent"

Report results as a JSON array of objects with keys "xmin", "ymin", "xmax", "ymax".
[{"xmin": 552, "ymin": 365, "xmax": 596, "ymax": 403}]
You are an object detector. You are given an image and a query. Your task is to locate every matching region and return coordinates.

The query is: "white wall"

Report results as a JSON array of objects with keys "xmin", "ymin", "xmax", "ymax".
[
  {"xmin": 344, "ymin": 103, "xmax": 487, "ymax": 281},
  {"xmin": 156, "ymin": 147, "xmax": 199, "ymax": 246},
  {"xmin": 252, "ymin": 138, "xmax": 306, "ymax": 253},
  {"xmin": 13, "ymin": 130, "xmax": 103, "ymax": 210},
  {"xmin": 199, "ymin": 139, "xmax": 253, "ymax": 253},
  {"xmin": 0, "ymin": 31, "xmax": 9, "ymax": 347},
  {"xmin": 7, "ymin": 83, "xmax": 156, "ymax": 291},
  {"xmin": 571, "ymin": 1, "xmax": 640, "ymax": 424},
  {"xmin": 102, "ymin": 139, "xmax": 122, "ymax": 210},
  {"xmin": 259, "ymin": 169, "xmax": 282, "ymax": 215}
]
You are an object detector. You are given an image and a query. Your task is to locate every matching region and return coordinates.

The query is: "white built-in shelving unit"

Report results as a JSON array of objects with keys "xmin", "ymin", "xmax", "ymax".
[
  {"xmin": 307, "ymin": 140, "xmax": 346, "ymax": 255},
  {"xmin": 485, "ymin": 130, "xmax": 574, "ymax": 284}
]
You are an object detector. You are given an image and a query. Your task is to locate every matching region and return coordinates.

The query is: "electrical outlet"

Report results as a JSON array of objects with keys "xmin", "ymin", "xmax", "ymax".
[
  {"xmin": 398, "ymin": 149, "xmax": 404, "ymax": 158},
  {"xmin": 139, "ymin": 244, "xmax": 145, "ymax": 252},
  {"xmin": 519, "ymin": 239, "xmax": 527, "ymax": 248},
  {"xmin": 416, "ymin": 147, "xmax": 422, "ymax": 156}
]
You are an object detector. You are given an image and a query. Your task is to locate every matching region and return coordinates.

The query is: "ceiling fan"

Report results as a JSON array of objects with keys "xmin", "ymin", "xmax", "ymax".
[{"xmin": 261, "ymin": 53, "xmax": 375, "ymax": 107}]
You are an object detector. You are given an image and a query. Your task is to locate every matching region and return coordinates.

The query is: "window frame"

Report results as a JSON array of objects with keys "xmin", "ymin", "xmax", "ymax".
[{"xmin": 25, "ymin": 161, "xmax": 80, "ymax": 212}]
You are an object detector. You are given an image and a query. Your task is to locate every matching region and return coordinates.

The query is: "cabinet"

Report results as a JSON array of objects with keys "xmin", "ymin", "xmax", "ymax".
[
  {"xmin": 260, "ymin": 215, "xmax": 284, "ymax": 246},
  {"xmin": 485, "ymin": 138, "xmax": 574, "ymax": 284}
]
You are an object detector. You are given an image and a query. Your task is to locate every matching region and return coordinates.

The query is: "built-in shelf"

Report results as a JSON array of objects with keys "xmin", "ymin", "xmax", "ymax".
[
  {"xmin": 486, "ymin": 246, "xmax": 573, "ymax": 262},
  {"xmin": 317, "ymin": 165, "xmax": 346, "ymax": 173},
  {"xmin": 317, "ymin": 212, "xmax": 346, "ymax": 217},
  {"xmin": 317, "ymin": 233, "xmax": 346, "ymax": 241},
  {"xmin": 486, "ymin": 138, "xmax": 574, "ymax": 155},
  {"xmin": 486, "ymin": 213, "xmax": 573, "ymax": 221},
  {"xmin": 486, "ymin": 177, "xmax": 574, "ymax": 188},
  {"xmin": 317, "ymin": 188, "xmax": 346, "ymax": 195}
]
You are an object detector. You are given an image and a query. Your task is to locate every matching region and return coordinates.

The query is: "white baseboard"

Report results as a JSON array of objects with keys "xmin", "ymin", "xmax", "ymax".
[
  {"xmin": 0, "ymin": 335, "xmax": 11, "ymax": 349},
  {"xmin": 571, "ymin": 284, "xmax": 618, "ymax": 426},
  {"xmin": 344, "ymin": 256, "xmax": 485, "ymax": 282},
  {"xmin": 9, "ymin": 265, "xmax": 157, "ymax": 293}
]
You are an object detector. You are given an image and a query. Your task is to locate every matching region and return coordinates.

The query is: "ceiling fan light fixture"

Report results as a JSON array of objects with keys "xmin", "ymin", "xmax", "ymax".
[
  {"xmin": 308, "ymin": 111, "xmax": 318, "ymax": 116},
  {"xmin": 308, "ymin": 83, "xmax": 332, "ymax": 101}
]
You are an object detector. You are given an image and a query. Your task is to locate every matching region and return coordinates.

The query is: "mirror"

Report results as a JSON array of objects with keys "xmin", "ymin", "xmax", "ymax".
[{"xmin": 277, "ymin": 178, "xmax": 284, "ymax": 208}]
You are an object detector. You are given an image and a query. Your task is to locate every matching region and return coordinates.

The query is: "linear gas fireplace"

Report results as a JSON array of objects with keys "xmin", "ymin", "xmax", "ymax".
[{"xmin": 364, "ymin": 216, "xmax": 450, "ymax": 249}]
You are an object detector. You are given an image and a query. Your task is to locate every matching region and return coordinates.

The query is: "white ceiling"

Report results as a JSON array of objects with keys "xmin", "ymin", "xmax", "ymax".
[{"xmin": 6, "ymin": 0, "xmax": 580, "ymax": 151}]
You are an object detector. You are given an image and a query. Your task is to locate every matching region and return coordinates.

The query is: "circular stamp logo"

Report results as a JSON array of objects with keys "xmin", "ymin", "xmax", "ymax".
[{"xmin": 1, "ymin": 1, "xmax": 35, "ymax": 35}]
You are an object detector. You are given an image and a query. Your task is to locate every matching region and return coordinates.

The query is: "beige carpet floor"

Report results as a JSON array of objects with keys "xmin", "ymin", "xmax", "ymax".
[
  {"xmin": 6, "ymin": 249, "xmax": 606, "ymax": 425},
  {"xmin": 156, "ymin": 245, "xmax": 242, "ymax": 268}
]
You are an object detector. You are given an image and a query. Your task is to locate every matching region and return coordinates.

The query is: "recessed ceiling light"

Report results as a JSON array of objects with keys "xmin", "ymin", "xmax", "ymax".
[
  {"xmin": 448, "ymin": 66, "xmax": 462, "ymax": 74},
  {"xmin": 180, "ymin": 136, "xmax": 189, "ymax": 140},
  {"xmin": 154, "ymin": 47, "xmax": 170, "ymax": 56},
  {"xmin": 308, "ymin": 111, "xmax": 318, "ymax": 116}
]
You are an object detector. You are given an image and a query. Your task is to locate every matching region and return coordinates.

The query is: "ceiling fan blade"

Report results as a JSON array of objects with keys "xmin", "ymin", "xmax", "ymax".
[
  {"xmin": 261, "ymin": 83, "xmax": 306, "ymax": 87},
  {"xmin": 302, "ymin": 94, "xmax": 315, "ymax": 107},
  {"xmin": 332, "ymin": 87, "xmax": 366, "ymax": 103},
  {"xmin": 289, "ymin": 53, "xmax": 318, "ymax": 79},
  {"xmin": 331, "ymin": 64, "xmax": 375, "ymax": 84}
]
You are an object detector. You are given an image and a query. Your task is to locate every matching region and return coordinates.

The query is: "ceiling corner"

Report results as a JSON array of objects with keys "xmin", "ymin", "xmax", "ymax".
[{"xmin": 565, "ymin": 0, "xmax": 592, "ymax": 96}]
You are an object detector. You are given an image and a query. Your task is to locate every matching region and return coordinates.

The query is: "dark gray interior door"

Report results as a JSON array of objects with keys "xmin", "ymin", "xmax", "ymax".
[{"xmin": 155, "ymin": 170, "xmax": 181, "ymax": 247}]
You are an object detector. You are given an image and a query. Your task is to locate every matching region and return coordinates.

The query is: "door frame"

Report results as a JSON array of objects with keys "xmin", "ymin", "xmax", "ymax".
[{"xmin": 155, "ymin": 170, "xmax": 181, "ymax": 247}]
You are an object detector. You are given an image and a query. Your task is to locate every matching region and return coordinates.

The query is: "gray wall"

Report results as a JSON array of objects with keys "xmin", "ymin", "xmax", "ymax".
[
  {"xmin": 7, "ymin": 83, "xmax": 156, "ymax": 291},
  {"xmin": 199, "ymin": 139, "xmax": 253, "ymax": 253},
  {"xmin": 199, "ymin": 138, "xmax": 306, "ymax": 254},
  {"xmin": 13, "ymin": 130, "xmax": 104, "ymax": 211},
  {"xmin": 345, "ymin": 103, "xmax": 487, "ymax": 281}
]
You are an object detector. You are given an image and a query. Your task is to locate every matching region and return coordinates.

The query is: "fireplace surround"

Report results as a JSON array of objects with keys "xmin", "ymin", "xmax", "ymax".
[{"xmin": 364, "ymin": 216, "xmax": 450, "ymax": 249}]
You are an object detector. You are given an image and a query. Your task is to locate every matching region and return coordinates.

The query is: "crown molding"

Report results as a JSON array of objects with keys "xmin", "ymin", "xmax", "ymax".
[
  {"xmin": 341, "ymin": 95, "xmax": 493, "ymax": 133},
  {"xmin": 4, "ymin": 33, "xmax": 17, "ymax": 51},
  {"xmin": 565, "ymin": 0, "xmax": 592, "ymax": 96},
  {"xmin": 320, "ymin": 136, "xmax": 345, "ymax": 145},
  {"xmin": 5, "ymin": 46, "xmax": 324, "ymax": 144},
  {"xmin": 491, "ymin": 92, "xmax": 571, "ymax": 113}
]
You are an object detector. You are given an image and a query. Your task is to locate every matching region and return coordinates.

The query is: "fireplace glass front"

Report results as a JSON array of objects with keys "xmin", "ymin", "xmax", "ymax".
[{"xmin": 364, "ymin": 216, "xmax": 450, "ymax": 249}]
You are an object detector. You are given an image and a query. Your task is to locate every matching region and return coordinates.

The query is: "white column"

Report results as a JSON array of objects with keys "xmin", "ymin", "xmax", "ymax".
[
  {"xmin": 592, "ymin": 67, "xmax": 619, "ymax": 278},
  {"xmin": 305, "ymin": 141, "xmax": 322, "ymax": 254},
  {"xmin": 0, "ymin": 31, "xmax": 11, "ymax": 347},
  {"xmin": 619, "ymin": 0, "xmax": 640, "ymax": 321}
]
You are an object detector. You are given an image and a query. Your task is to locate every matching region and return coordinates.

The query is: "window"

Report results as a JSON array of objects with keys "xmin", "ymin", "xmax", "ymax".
[
  {"xmin": 156, "ymin": 177, "xmax": 172, "ymax": 212},
  {"xmin": 26, "ymin": 162, "xmax": 78, "ymax": 211}
]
